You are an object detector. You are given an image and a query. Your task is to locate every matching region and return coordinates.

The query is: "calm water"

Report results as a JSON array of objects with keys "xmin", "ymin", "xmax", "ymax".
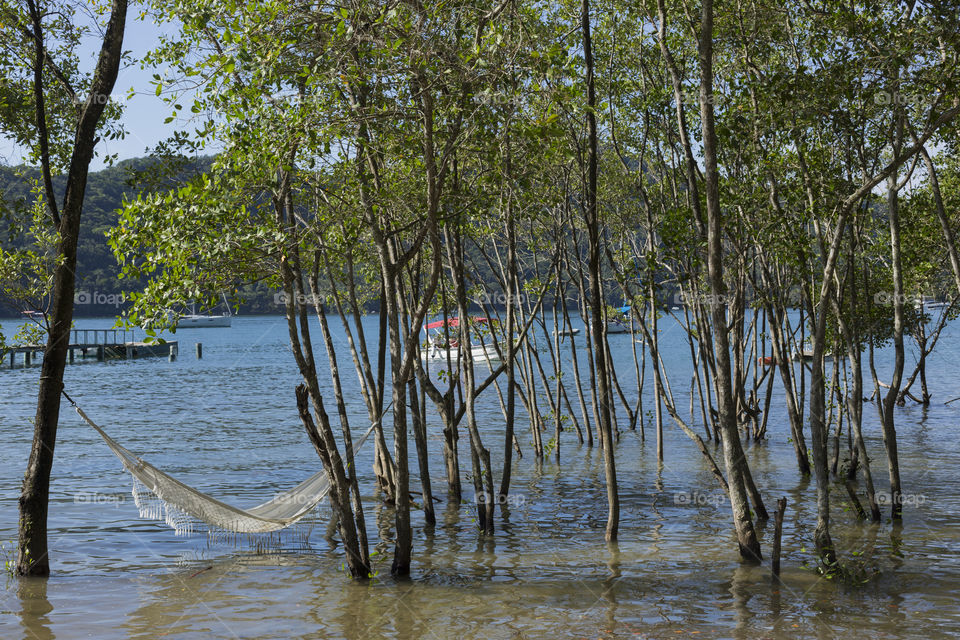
[{"xmin": 2, "ymin": 313, "xmax": 960, "ymax": 639}]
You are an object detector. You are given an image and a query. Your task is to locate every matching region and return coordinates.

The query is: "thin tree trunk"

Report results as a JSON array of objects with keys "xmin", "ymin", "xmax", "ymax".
[
  {"xmin": 881, "ymin": 173, "xmax": 905, "ymax": 521},
  {"xmin": 308, "ymin": 279, "xmax": 372, "ymax": 568},
  {"xmin": 699, "ymin": 0, "xmax": 761, "ymax": 562},
  {"xmin": 499, "ymin": 188, "xmax": 519, "ymax": 499},
  {"xmin": 582, "ymin": 0, "xmax": 619, "ymax": 542}
]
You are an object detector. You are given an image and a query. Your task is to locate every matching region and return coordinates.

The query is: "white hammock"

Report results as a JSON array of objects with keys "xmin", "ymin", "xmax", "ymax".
[{"xmin": 75, "ymin": 406, "xmax": 375, "ymax": 536}]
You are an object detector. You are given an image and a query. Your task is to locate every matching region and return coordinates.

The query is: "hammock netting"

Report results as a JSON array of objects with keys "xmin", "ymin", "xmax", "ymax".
[{"xmin": 75, "ymin": 406, "xmax": 375, "ymax": 539}]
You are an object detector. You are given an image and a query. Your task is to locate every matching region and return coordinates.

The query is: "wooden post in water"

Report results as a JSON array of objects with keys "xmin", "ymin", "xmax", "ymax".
[
  {"xmin": 69, "ymin": 349, "xmax": 74, "ymax": 364},
  {"xmin": 772, "ymin": 497, "xmax": 787, "ymax": 577},
  {"xmin": 24, "ymin": 351, "xmax": 31, "ymax": 366},
  {"xmin": 97, "ymin": 345, "xmax": 104, "ymax": 361},
  {"xmin": 8, "ymin": 351, "xmax": 14, "ymax": 369},
  {"xmin": 195, "ymin": 343, "xmax": 202, "ymax": 359}
]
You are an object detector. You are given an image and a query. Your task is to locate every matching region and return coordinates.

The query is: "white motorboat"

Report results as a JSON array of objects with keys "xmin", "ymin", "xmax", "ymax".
[
  {"xmin": 421, "ymin": 317, "xmax": 502, "ymax": 363},
  {"xmin": 919, "ymin": 296, "xmax": 950, "ymax": 312},
  {"xmin": 793, "ymin": 349, "xmax": 840, "ymax": 362},
  {"xmin": 421, "ymin": 341, "xmax": 501, "ymax": 362}
]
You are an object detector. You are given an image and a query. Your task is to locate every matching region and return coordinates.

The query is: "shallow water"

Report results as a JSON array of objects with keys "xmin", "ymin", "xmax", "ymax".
[{"xmin": 2, "ymin": 314, "xmax": 960, "ymax": 639}]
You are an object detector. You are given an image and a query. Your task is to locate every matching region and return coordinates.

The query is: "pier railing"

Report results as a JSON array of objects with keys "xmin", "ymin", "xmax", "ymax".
[{"xmin": 70, "ymin": 329, "xmax": 134, "ymax": 346}]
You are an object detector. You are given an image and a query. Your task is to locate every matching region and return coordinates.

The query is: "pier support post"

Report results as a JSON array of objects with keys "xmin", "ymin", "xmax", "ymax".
[
  {"xmin": 69, "ymin": 349, "xmax": 75, "ymax": 364},
  {"xmin": 24, "ymin": 351, "xmax": 31, "ymax": 366},
  {"xmin": 195, "ymin": 343, "xmax": 202, "ymax": 359},
  {"xmin": 97, "ymin": 345, "xmax": 104, "ymax": 361},
  {"xmin": 9, "ymin": 351, "xmax": 14, "ymax": 369}
]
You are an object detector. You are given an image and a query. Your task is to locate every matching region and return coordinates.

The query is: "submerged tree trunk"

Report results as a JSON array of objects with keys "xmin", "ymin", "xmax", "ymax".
[
  {"xmin": 582, "ymin": 0, "xmax": 619, "ymax": 542},
  {"xmin": 18, "ymin": 0, "xmax": 128, "ymax": 577},
  {"xmin": 279, "ymin": 179, "xmax": 370, "ymax": 579},
  {"xmin": 308, "ymin": 285, "xmax": 372, "ymax": 567},
  {"xmin": 765, "ymin": 301, "xmax": 811, "ymax": 476},
  {"xmin": 447, "ymin": 227, "xmax": 496, "ymax": 534},
  {"xmin": 499, "ymin": 196, "xmax": 519, "ymax": 500},
  {"xmin": 698, "ymin": 0, "xmax": 761, "ymax": 563},
  {"xmin": 881, "ymin": 173, "xmax": 905, "ymax": 521},
  {"xmin": 296, "ymin": 385, "xmax": 370, "ymax": 578},
  {"xmin": 382, "ymin": 275, "xmax": 413, "ymax": 575}
]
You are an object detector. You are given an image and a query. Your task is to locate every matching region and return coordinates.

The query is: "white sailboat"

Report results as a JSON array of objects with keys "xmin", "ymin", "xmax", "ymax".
[{"xmin": 176, "ymin": 294, "xmax": 233, "ymax": 328}]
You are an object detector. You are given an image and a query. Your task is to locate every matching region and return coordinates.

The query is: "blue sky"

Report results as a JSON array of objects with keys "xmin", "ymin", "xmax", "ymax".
[
  {"xmin": 1, "ymin": 13, "xmax": 198, "ymax": 170},
  {"xmin": 94, "ymin": 15, "xmax": 180, "ymax": 168}
]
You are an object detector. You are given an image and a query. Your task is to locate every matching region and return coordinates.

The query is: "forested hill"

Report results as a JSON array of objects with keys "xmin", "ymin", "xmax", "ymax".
[
  {"xmin": 0, "ymin": 156, "xmax": 287, "ymax": 317},
  {"xmin": 0, "ymin": 156, "xmax": 633, "ymax": 321},
  {"xmin": 0, "ymin": 155, "xmax": 500, "ymax": 319},
  {"xmin": 1, "ymin": 158, "xmax": 166, "ymax": 313}
]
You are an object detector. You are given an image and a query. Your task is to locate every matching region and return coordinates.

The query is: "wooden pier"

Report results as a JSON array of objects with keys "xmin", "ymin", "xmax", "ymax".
[{"xmin": 5, "ymin": 329, "xmax": 178, "ymax": 369}]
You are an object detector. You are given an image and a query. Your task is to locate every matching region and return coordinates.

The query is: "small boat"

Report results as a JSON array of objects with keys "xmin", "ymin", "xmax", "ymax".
[
  {"xmin": 175, "ymin": 294, "xmax": 233, "ymax": 328},
  {"xmin": 177, "ymin": 313, "xmax": 232, "ymax": 328},
  {"xmin": 606, "ymin": 322, "xmax": 630, "ymax": 334},
  {"xmin": 553, "ymin": 327, "xmax": 580, "ymax": 337},
  {"xmin": 792, "ymin": 349, "xmax": 838, "ymax": 362},
  {"xmin": 919, "ymin": 296, "xmax": 950, "ymax": 311},
  {"xmin": 422, "ymin": 341, "xmax": 502, "ymax": 362},
  {"xmin": 421, "ymin": 317, "xmax": 502, "ymax": 363},
  {"xmin": 606, "ymin": 305, "xmax": 634, "ymax": 334}
]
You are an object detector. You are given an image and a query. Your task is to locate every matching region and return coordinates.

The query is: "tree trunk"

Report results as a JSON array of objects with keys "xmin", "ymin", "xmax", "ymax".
[
  {"xmin": 699, "ymin": 0, "xmax": 761, "ymax": 563},
  {"xmin": 499, "ymin": 197, "xmax": 519, "ymax": 500},
  {"xmin": 383, "ymin": 276, "xmax": 413, "ymax": 575},
  {"xmin": 17, "ymin": 0, "xmax": 128, "ymax": 577},
  {"xmin": 881, "ymin": 174, "xmax": 905, "ymax": 521},
  {"xmin": 308, "ymin": 286, "xmax": 372, "ymax": 567},
  {"xmin": 582, "ymin": 0, "xmax": 619, "ymax": 543}
]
